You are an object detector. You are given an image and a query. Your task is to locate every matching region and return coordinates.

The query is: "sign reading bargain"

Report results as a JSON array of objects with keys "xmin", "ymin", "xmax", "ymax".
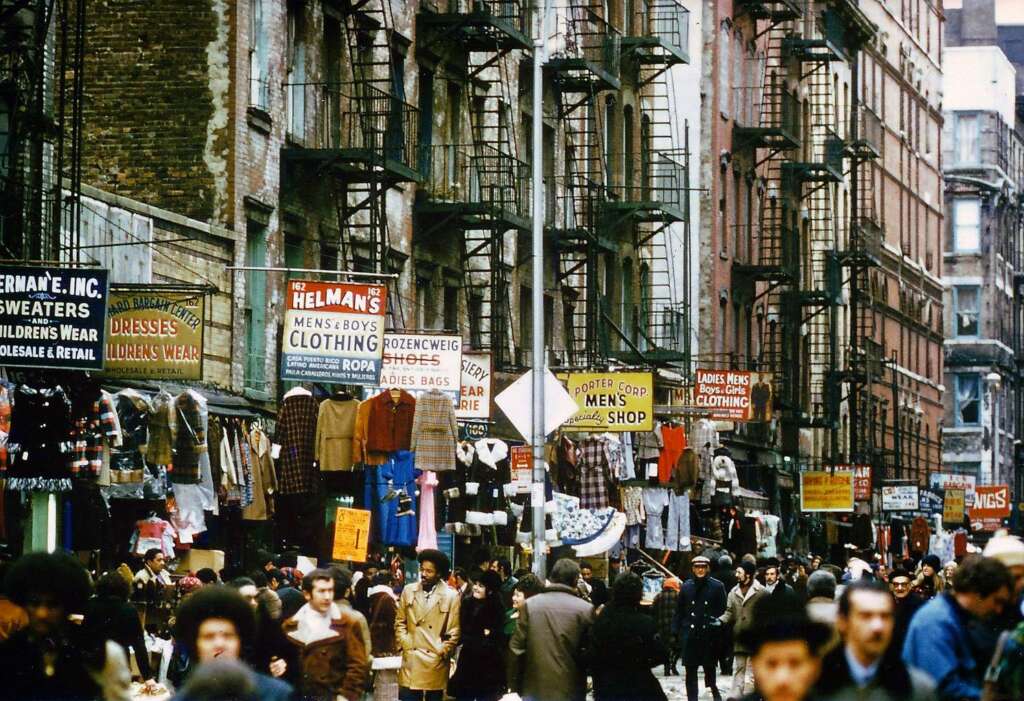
[
  {"xmin": 105, "ymin": 288, "xmax": 204, "ymax": 380},
  {"xmin": 280, "ymin": 280, "xmax": 386, "ymax": 385},
  {"xmin": 560, "ymin": 372, "xmax": 653, "ymax": 432},
  {"xmin": 693, "ymin": 369, "xmax": 773, "ymax": 421},
  {"xmin": 800, "ymin": 471, "xmax": 855, "ymax": 512}
]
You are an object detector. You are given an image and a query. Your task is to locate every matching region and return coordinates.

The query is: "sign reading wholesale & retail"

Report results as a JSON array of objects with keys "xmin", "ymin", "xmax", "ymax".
[
  {"xmin": 281, "ymin": 280, "xmax": 386, "ymax": 385},
  {"xmin": 800, "ymin": 471, "xmax": 854, "ymax": 512},
  {"xmin": 378, "ymin": 333, "xmax": 463, "ymax": 401},
  {"xmin": 457, "ymin": 352, "xmax": 492, "ymax": 419},
  {"xmin": 105, "ymin": 287, "xmax": 204, "ymax": 380},
  {"xmin": 560, "ymin": 372, "xmax": 653, "ymax": 432},
  {"xmin": 0, "ymin": 265, "xmax": 108, "ymax": 370},
  {"xmin": 693, "ymin": 369, "xmax": 773, "ymax": 421}
]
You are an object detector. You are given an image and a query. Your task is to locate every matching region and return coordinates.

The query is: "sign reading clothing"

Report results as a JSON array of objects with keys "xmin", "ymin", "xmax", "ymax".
[
  {"xmin": 105, "ymin": 288, "xmax": 204, "ymax": 380},
  {"xmin": 800, "ymin": 471, "xmax": 854, "ymax": 512},
  {"xmin": 693, "ymin": 369, "xmax": 773, "ymax": 421},
  {"xmin": 281, "ymin": 280, "xmax": 386, "ymax": 385},
  {"xmin": 378, "ymin": 333, "xmax": 462, "ymax": 401},
  {"xmin": 0, "ymin": 265, "xmax": 108, "ymax": 370},
  {"xmin": 560, "ymin": 372, "xmax": 653, "ymax": 432}
]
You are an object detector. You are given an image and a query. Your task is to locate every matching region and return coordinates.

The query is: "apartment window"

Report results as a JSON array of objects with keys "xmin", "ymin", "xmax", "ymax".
[
  {"xmin": 244, "ymin": 222, "xmax": 268, "ymax": 395},
  {"xmin": 953, "ymin": 199, "xmax": 981, "ymax": 252},
  {"xmin": 249, "ymin": 0, "xmax": 269, "ymax": 109},
  {"xmin": 954, "ymin": 114, "xmax": 979, "ymax": 164},
  {"xmin": 604, "ymin": 96, "xmax": 616, "ymax": 186},
  {"xmin": 320, "ymin": 241, "xmax": 339, "ymax": 274},
  {"xmin": 955, "ymin": 374, "xmax": 981, "ymax": 426},
  {"xmin": 443, "ymin": 282, "xmax": 459, "ymax": 332},
  {"xmin": 415, "ymin": 273, "xmax": 433, "ymax": 330},
  {"xmin": 953, "ymin": 285, "xmax": 980, "ymax": 337},
  {"xmin": 286, "ymin": 0, "xmax": 306, "ymax": 138},
  {"xmin": 284, "ymin": 235, "xmax": 304, "ymax": 278},
  {"xmin": 469, "ymin": 294, "xmax": 484, "ymax": 348}
]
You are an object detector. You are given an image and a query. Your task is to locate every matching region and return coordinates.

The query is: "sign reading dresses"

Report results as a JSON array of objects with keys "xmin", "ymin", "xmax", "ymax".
[
  {"xmin": 970, "ymin": 485, "xmax": 1011, "ymax": 531},
  {"xmin": 105, "ymin": 287, "xmax": 204, "ymax": 380},
  {"xmin": 799, "ymin": 471, "xmax": 854, "ymax": 512},
  {"xmin": 378, "ymin": 333, "xmax": 463, "ymax": 401},
  {"xmin": 457, "ymin": 352, "xmax": 492, "ymax": 420},
  {"xmin": 281, "ymin": 280, "xmax": 386, "ymax": 385},
  {"xmin": 693, "ymin": 369, "xmax": 773, "ymax": 421},
  {"xmin": 0, "ymin": 265, "xmax": 108, "ymax": 370},
  {"xmin": 560, "ymin": 372, "xmax": 653, "ymax": 432}
]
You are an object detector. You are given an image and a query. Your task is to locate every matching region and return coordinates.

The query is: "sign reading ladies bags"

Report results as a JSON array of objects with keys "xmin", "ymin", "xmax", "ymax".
[
  {"xmin": 0, "ymin": 265, "xmax": 108, "ymax": 370},
  {"xmin": 378, "ymin": 332, "xmax": 463, "ymax": 401},
  {"xmin": 105, "ymin": 287, "xmax": 204, "ymax": 380},
  {"xmin": 560, "ymin": 372, "xmax": 653, "ymax": 432},
  {"xmin": 281, "ymin": 280, "xmax": 387, "ymax": 385}
]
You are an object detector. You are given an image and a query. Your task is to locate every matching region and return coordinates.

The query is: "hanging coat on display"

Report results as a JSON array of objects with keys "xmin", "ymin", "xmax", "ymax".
[
  {"xmin": 7, "ymin": 385, "xmax": 75, "ymax": 492},
  {"xmin": 274, "ymin": 392, "xmax": 319, "ymax": 495},
  {"xmin": 466, "ymin": 438, "xmax": 510, "ymax": 527},
  {"xmin": 409, "ymin": 389, "xmax": 458, "ymax": 472},
  {"xmin": 170, "ymin": 390, "xmax": 208, "ymax": 485},
  {"xmin": 315, "ymin": 397, "xmax": 360, "ymax": 471},
  {"xmin": 365, "ymin": 390, "xmax": 416, "ymax": 454}
]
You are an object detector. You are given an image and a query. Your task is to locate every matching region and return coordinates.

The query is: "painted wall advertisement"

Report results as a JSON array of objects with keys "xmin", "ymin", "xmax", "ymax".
[
  {"xmin": 377, "ymin": 333, "xmax": 463, "ymax": 401},
  {"xmin": 693, "ymin": 369, "xmax": 773, "ymax": 421},
  {"xmin": 281, "ymin": 280, "xmax": 386, "ymax": 385},
  {"xmin": 560, "ymin": 372, "xmax": 653, "ymax": 432},
  {"xmin": 457, "ymin": 352, "xmax": 492, "ymax": 420},
  {"xmin": 969, "ymin": 485, "xmax": 1011, "ymax": 531},
  {"xmin": 800, "ymin": 471, "xmax": 854, "ymax": 512},
  {"xmin": 0, "ymin": 265, "xmax": 109, "ymax": 370},
  {"xmin": 105, "ymin": 287, "xmax": 204, "ymax": 380},
  {"xmin": 882, "ymin": 484, "xmax": 920, "ymax": 511}
]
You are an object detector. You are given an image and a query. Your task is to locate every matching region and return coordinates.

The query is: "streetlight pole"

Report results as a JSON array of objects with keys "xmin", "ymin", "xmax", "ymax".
[{"xmin": 531, "ymin": 0, "xmax": 550, "ymax": 578}]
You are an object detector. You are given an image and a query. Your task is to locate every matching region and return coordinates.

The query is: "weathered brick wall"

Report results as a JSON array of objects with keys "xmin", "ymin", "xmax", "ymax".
[{"xmin": 78, "ymin": 0, "xmax": 225, "ymax": 224}]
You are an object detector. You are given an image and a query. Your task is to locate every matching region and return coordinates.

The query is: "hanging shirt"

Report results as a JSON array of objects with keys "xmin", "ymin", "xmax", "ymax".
[{"xmin": 657, "ymin": 425, "xmax": 686, "ymax": 484}]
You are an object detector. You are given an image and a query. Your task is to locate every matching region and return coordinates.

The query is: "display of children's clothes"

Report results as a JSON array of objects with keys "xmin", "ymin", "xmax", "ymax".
[
  {"xmin": 6, "ymin": 384, "xmax": 75, "ymax": 491},
  {"xmin": 315, "ymin": 395, "xmax": 360, "ymax": 471},
  {"xmin": 170, "ymin": 390, "xmax": 208, "ymax": 484},
  {"xmin": 364, "ymin": 451, "xmax": 418, "ymax": 547},
  {"xmin": 409, "ymin": 389, "xmax": 458, "ymax": 472},
  {"xmin": 129, "ymin": 515, "xmax": 177, "ymax": 557},
  {"xmin": 70, "ymin": 389, "xmax": 121, "ymax": 481},
  {"xmin": 274, "ymin": 390, "xmax": 319, "ymax": 495},
  {"xmin": 656, "ymin": 424, "xmax": 686, "ymax": 484}
]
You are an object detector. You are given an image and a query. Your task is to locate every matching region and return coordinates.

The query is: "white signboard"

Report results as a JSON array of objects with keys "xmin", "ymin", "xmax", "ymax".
[
  {"xmin": 882, "ymin": 484, "xmax": 920, "ymax": 511},
  {"xmin": 457, "ymin": 352, "xmax": 492, "ymax": 420},
  {"xmin": 377, "ymin": 332, "xmax": 463, "ymax": 401},
  {"xmin": 495, "ymin": 369, "xmax": 579, "ymax": 441},
  {"xmin": 929, "ymin": 473, "xmax": 978, "ymax": 505}
]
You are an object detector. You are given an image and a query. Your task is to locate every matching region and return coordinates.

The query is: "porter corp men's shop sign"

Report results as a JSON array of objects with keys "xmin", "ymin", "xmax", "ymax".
[
  {"xmin": 0, "ymin": 266, "xmax": 108, "ymax": 370},
  {"xmin": 693, "ymin": 369, "xmax": 773, "ymax": 421},
  {"xmin": 560, "ymin": 372, "xmax": 653, "ymax": 432},
  {"xmin": 105, "ymin": 289, "xmax": 204, "ymax": 380},
  {"xmin": 281, "ymin": 280, "xmax": 387, "ymax": 385}
]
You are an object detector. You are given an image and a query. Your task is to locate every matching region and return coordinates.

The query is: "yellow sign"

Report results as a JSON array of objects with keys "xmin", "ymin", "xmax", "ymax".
[
  {"xmin": 331, "ymin": 507, "xmax": 371, "ymax": 563},
  {"xmin": 800, "ymin": 471, "xmax": 855, "ymax": 512},
  {"xmin": 943, "ymin": 488, "xmax": 965, "ymax": 524},
  {"xmin": 105, "ymin": 288, "xmax": 204, "ymax": 380},
  {"xmin": 560, "ymin": 372, "xmax": 653, "ymax": 432}
]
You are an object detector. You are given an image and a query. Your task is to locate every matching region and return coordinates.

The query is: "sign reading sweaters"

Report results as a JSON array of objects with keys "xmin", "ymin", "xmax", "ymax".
[
  {"xmin": 105, "ymin": 287, "xmax": 204, "ymax": 380},
  {"xmin": 281, "ymin": 280, "xmax": 386, "ymax": 385},
  {"xmin": 693, "ymin": 369, "xmax": 773, "ymax": 421},
  {"xmin": 377, "ymin": 332, "xmax": 463, "ymax": 401},
  {"xmin": 0, "ymin": 265, "xmax": 108, "ymax": 370},
  {"xmin": 560, "ymin": 372, "xmax": 653, "ymax": 432}
]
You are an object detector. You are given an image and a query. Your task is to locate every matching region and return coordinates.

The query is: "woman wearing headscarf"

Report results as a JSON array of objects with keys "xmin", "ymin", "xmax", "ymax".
[{"xmin": 447, "ymin": 570, "xmax": 507, "ymax": 701}]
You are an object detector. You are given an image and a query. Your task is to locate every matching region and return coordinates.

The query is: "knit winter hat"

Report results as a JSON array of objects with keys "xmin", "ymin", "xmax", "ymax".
[
  {"xmin": 921, "ymin": 554, "xmax": 942, "ymax": 570},
  {"xmin": 739, "ymin": 561, "xmax": 756, "ymax": 577}
]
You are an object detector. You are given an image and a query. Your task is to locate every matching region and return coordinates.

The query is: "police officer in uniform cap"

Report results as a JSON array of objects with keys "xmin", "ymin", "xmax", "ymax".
[{"xmin": 674, "ymin": 555, "xmax": 726, "ymax": 701}]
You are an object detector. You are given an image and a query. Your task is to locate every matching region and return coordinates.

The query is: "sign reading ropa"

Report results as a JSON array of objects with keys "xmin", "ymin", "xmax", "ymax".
[
  {"xmin": 800, "ymin": 471, "xmax": 854, "ymax": 512},
  {"xmin": 281, "ymin": 280, "xmax": 386, "ymax": 385},
  {"xmin": 0, "ymin": 265, "xmax": 108, "ymax": 370},
  {"xmin": 561, "ymin": 372, "xmax": 653, "ymax": 432},
  {"xmin": 379, "ymin": 333, "xmax": 462, "ymax": 401},
  {"xmin": 105, "ymin": 288, "xmax": 204, "ymax": 380},
  {"xmin": 693, "ymin": 369, "xmax": 773, "ymax": 421}
]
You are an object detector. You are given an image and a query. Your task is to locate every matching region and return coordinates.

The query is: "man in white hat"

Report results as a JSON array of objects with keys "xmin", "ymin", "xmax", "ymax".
[
  {"xmin": 983, "ymin": 534, "xmax": 1024, "ymax": 603},
  {"xmin": 674, "ymin": 555, "xmax": 726, "ymax": 701}
]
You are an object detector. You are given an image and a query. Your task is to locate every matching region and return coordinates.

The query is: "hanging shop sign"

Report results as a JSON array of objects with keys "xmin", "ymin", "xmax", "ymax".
[
  {"xmin": 510, "ymin": 445, "xmax": 533, "ymax": 494},
  {"xmin": 0, "ymin": 265, "xmax": 109, "ymax": 370},
  {"xmin": 281, "ymin": 280, "xmax": 386, "ymax": 385},
  {"xmin": 331, "ymin": 507, "xmax": 372, "ymax": 562},
  {"xmin": 799, "ymin": 471, "xmax": 854, "ymax": 512},
  {"xmin": 881, "ymin": 484, "xmax": 920, "ymax": 511},
  {"xmin": 457, "ymin": 351, "xmax": 492, "ymax": 419},
  {"xmin": 693, "ymin": 369, "xmax": 773, "ymax": 422},
  {"xmin": 377, "ymin": 332, "xmax": 462, "ymax": 401},
  {"xmin": 970, "ymin": 484, "xmax": 1011, "ymax": 531},
  {"xmin": 919, "ymin": 488, "xmax": 944, "ymax": 515},
  {"xmin": 930, "ymin": 473, "xmax": 977, "ymax": 506},
  {"xmin": 559, "ymin": 372, "xmax": 654, "ymax": 432},
  {"xmin": 104, "ymin": 287, "xmax": 204, "ymax": 380},
  {"xmin": 943, "ymin": 488, "xmax": 966, "ymax": 524},
  {"xmin": 852, "ymin": 465, "xmax": 872, "ymax": 501}
]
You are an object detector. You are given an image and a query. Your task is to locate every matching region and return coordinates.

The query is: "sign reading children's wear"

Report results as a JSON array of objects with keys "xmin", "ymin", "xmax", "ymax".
[
  {"xmin": 105, "ymin": 287, "xmax": 204, "ymax": 380},
  {"xmin": 560, "ymin": 372, "xmax": 653, "ymax": 432},
  {"xmin": 0, "ymin": 265, "xmax": 108, "ymax": 370},
  {"xmin": 693, "ymin": 369, "xmax": 773, "ymax": 421},
  {"xmin": 281, "ymin": 280, "xmax": 386, "ymax": 385}
]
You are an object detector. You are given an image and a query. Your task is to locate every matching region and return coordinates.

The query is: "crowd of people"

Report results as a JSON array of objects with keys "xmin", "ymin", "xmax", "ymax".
[{"xmin": 0, "ymin": 536, "xmax": 1023, "ymax": 701}]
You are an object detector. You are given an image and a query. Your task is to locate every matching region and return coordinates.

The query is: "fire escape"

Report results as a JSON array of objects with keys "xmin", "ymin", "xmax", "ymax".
[
  {"xmin": 283, "ymin": 0, "xmax": 421, "ymax": 327},
  {"xmin": 415, "ymin": 0, "xmax": 532, "ymax": 369}
]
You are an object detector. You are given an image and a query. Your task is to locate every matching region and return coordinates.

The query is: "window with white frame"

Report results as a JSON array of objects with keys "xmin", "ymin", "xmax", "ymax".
[
  {"xmin": 953, "ymin": 285, "xmax": 980, "ymax": 337},
  {"xmin": 954, "ymin": 113, "xmax": 979, "ymax": 164},
  {"xmin": 953, "ymin": 199, "xmax": 981, "ymax": 252},
  {"xmin": 955, "ymin": 374, "xmax": 981, "ymax": 426}
]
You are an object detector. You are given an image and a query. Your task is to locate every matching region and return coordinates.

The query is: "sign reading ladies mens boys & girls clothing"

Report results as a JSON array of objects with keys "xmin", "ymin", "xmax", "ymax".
[
  {"xmin": 105, "ymin": 287, "xmax": 204, "ymax": 380},
  {"xmin": 559, "ymin": 372, "xmax": 653, "ymax": 432},
  {"xmin": 693, "ymin": 369, "xmax": 773, "ymax": 422},
  {"xmin": 799, "ymin": 471, "xmax": 854, "ymax": 512},
  {"xmin": 377, "ymin": 332, "xmax": 463, "ymax": 401},
  {"xmin": 280, "ymin": 280, "xmax": 387, "ymax": 385},
  {"xmin": 0, "ymin": 265, "xmax": 109, "ymax": 370}
]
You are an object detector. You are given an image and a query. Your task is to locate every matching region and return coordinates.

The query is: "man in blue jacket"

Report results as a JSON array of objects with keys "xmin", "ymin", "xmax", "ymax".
[
  {"xmin": 902, "ymin": 555, "xmax": 1012, "ymax": 701},
  {"xmin": 674, "ymin": 555, "xmax": 727, "ymax": 701}
]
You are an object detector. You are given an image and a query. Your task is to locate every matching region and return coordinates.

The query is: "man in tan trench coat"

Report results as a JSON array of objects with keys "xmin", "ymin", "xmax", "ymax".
[{"xmin": 395, "ymin": 549, "xmax": 461, "ymax": 701}]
